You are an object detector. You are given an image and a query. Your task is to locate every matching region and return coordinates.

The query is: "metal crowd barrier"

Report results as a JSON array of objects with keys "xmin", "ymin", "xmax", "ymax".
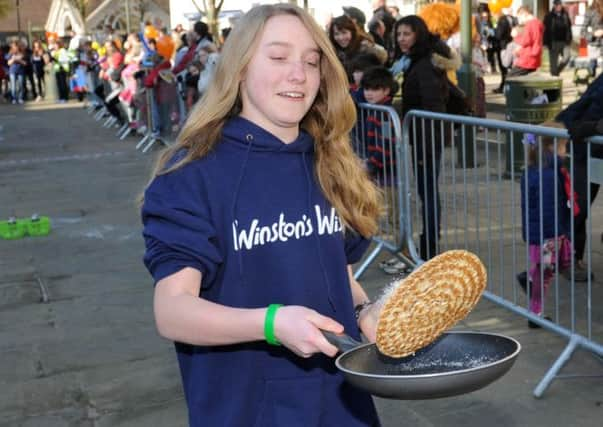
[
  {"xmin": 134, "ymin": 71, "xmax": 180, "ymax": 153},
  {"xmin": 86, "ymin": 68, "xmax": 183, "ymax": 154},
  {"xmin": 353, "ymin": 104, "xmax": 602, "ymax": 398},
  {"xmin": 351, "ymin": 103, "xmax": 414, "ymax": 274}
]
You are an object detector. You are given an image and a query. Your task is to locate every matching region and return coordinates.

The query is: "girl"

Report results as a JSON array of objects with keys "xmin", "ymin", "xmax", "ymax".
[
  {"xmin": 31, "ymin": 40, "xmax": 46, "ymax": 101},
  {"xmin": 119, "ymin": 34, "xmax": 143, "ymax": 126},
  {"xmin": 329, "ymin": 14, "xmax": 387, "ymax": 85},
  {"xmin": 141, "ymin": 4, "xmax": 383, "ymax": 426},
  {"xmin": 473, "ymin": 27, "xmax": 489, "ymax": 118},
  {"xmin": 518, "ymin": 123, "xmax": 576, "ymax": 328}
]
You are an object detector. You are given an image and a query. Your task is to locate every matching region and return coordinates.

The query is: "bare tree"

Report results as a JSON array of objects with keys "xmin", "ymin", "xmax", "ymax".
[
  {"xmin": 137, "ymin": 0, "xmax": 151, "ymax": 25},
  {"xmin": 68, "ymin": 0, "xmax": 90, "ymax": 32}
]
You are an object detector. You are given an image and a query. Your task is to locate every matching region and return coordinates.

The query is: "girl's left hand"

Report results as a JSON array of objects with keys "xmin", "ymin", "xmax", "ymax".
[{"xmin": 357, "ymin": 301, "xmax": 382, "ymax": 342}]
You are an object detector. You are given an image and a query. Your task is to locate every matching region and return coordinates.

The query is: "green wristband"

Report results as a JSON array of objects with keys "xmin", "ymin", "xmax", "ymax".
[{"xmin": 264, "ymin": 304, "xmax": 283, "ymax": 346}]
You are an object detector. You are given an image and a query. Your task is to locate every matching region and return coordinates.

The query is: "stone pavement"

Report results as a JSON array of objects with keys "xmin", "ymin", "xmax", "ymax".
[{"xmin": 0, "ymin": 72, "xmax": 601, "ymax": 427}]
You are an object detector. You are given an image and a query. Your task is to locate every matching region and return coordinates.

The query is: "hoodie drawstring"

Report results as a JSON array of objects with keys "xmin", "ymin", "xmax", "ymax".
[
  {"xmin": 232, "ymin": 133, "xmax": 254, "ymax": 285},
  {"xmin": 302, "ymin": 152, "xmax": 336, "ymax": 312}
]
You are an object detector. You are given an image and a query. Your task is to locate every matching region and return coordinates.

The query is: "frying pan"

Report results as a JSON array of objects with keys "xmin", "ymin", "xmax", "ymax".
[{"xmin": 324, "ymin": 331, "xmax": 520, "ymax": 399}]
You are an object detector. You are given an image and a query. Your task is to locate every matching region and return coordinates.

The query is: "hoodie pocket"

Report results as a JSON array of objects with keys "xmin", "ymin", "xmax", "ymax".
[{"xmin": 253, "ymin": 376, "xmax": 322, "ymax": 427}]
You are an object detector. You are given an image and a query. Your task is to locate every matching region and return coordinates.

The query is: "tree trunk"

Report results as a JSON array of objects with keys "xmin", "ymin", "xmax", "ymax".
[{"xmin": 207, "ymin": 2, "xmax": 219, "ymax": 42}]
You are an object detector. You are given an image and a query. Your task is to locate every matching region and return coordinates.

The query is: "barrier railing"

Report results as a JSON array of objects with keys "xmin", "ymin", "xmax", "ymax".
[
  {"xmin": 86, "ymin": 68, "xmax": 184, "ymax": 154},
  {"xmin": 134, "ymin": 71, "xmax": 180, "ymax": 153},
  {"xmin": 351, "ymin": 103, "xmax": 414, "ymax": 276},
  {"xmin": 396, "ymin": 109, "xmax": 602, "ymax": 398}
]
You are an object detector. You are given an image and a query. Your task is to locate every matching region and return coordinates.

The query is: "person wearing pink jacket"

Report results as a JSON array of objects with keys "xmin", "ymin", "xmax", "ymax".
[{"xmin": 508, "ymin": 5, "xmax": 544, "ymax": 77}]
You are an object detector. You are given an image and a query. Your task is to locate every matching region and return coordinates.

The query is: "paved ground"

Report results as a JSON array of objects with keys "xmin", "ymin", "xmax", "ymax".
[{"xmin": 0, "ymin": 68, "xmax": 601, "ymax": 427}]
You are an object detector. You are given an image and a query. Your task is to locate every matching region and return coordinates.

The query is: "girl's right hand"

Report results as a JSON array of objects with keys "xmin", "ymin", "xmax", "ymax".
[{"xmin": 273, "ymin": 305, "xmax": 344, "ymax": 358}]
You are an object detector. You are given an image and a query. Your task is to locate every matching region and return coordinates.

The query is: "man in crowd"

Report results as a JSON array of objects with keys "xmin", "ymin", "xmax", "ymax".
[
  {"xmin": 543, "ymin": 0, "xmax": 573, "ymax": 76},
  {"xmin": 509, "ymin": 5, "xmax": 544, "ymax": 78},
  {"xmin": 372, "ymin": 0, "xmax": 396, "ymax": 58}
]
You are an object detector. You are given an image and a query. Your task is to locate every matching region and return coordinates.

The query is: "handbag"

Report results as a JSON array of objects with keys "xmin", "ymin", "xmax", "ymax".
[
  {"xmin": 446, "ymin": 79, "xmax": 472, "ymax": 116},
  {"xmin": 501, "ymin": 42, "xmax": 516, "ymax": 69}
]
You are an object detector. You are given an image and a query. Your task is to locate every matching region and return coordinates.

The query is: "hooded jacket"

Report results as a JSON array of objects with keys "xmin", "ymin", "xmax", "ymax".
[
  {"xmin": 514, "ymin": 18, "xmax": 544, "ymax": 70},
  {"xmin": 142, "ymin": 116, "xmax": 378, "ymax": 427}
]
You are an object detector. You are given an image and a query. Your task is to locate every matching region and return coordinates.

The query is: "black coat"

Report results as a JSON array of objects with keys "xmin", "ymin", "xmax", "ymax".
[
  {"xmin": 557, "ymin": 72, "xmax": 603, "ymax": 161},
  {"xmin": 401, "ymin": 50, "xmax": 450, "ymax": 160},
  {"xmin": 495, "ymin": 14, "xmax": 515, "ymax": 50},
  {"xmin": 543, "ymin": 9, "xmax": 572, "ymax": 48}
]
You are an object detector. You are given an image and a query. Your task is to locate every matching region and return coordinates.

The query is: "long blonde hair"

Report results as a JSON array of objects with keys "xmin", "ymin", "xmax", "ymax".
[{"xmin": 148, "ymin": 4, "xmax": 382, "ymax": 237}]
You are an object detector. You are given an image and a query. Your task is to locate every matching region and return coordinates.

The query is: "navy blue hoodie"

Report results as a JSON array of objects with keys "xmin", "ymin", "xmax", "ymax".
[{"xmin": 142, "ymin": 116, "xmax": 379, "ymax": 427}]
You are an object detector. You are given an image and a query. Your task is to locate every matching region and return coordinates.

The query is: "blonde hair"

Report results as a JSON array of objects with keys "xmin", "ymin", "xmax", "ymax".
[{"xmin": 146, "ymin": 4, "xmax": 382, "ymax": 237}]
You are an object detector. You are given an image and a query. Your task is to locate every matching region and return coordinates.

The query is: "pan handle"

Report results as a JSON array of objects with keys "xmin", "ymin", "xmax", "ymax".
[{"xmin": 322, "ymin": 331, "xmax": 364, "ymax": 353}]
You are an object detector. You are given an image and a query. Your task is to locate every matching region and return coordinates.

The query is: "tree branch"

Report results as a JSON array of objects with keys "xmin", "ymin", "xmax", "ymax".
[{"xmin": 190, "ymin": 0, "xmax": 203, "ymax": 13}]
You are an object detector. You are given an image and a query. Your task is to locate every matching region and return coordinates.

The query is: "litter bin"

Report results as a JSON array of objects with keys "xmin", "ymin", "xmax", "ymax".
[{"xmin": 504, "ymin": 73, "xmax": 562, "ymax": 177}]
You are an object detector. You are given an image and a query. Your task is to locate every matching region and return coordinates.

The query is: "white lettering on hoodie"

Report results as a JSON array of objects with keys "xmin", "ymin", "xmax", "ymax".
[{"xmin": 232, "ymin": 205, "xmax": 342, "ymax": 251}]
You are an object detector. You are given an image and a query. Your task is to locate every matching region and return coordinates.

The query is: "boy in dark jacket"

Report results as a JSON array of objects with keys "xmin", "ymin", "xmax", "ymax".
[
  {"xmin": 351, "ymin": 66, "xmax": 401, "ymax": 273},
  {"xmin": 351, "ymin": 66, "xmax": 399, "ymax": 181}
]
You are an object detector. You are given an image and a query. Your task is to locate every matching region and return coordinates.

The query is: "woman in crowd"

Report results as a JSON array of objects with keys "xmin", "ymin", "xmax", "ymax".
[
  {"xmin": 7, "ymin": 41, "xmax": 26, "ymax": 104},
  {"xmin": 394, "ymin": 15, "xmax": 454, "ymax": 260},
  {"xmin": 141, "ymin": 4, "xmax": 383, "ymax": 426},
  {"xmin": 329, "ymin": 14, "xmax": 387, "ymax": 84},
  {"xmin": 31, "ymin": 39, "xmax": 46, "ymax": 101}
]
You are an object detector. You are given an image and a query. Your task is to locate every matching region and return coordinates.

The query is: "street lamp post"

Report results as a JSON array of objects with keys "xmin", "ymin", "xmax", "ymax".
[{"xmin": 456, "ymin": 0, "xmax": 477, "ymax": 168}]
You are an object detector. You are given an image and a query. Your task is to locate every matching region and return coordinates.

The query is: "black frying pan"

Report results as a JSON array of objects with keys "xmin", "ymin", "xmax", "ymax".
[{"xmin": 324, "ymin": 331, "xmax": 520, "ymax": 399}]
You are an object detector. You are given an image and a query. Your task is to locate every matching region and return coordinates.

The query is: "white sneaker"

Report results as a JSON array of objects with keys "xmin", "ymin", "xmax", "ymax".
[
  {"xmin": 383, "ymin": 260, "xmax": 409, "ymax": 275},
  {"xmin": 379, "ymin": 258, "xmax": 410, "ymax": 275},
  {"xmin": 18, "ymin": 99, "xmax": 24, "ymax": 104},
  {"xmin": 35, "ymin": 96, "xmax": 42, "ymax": 102},
  {"xmin": 11, "ymin": 100, "xmax": 16, "ymax": 104}
]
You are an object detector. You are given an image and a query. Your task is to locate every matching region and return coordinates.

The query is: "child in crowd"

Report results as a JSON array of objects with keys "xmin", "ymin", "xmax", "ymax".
[
  {"xmin": 518, "ymin": 122, "xmax": 578, "ymax": 328},
  {"xmin": 349, "ymin": 53, "xmax": 382, "ymax": 91},
  {"xmin": 354, "ymin": 66, "xmax": 399, "ymax": 180},
  {"xmin": 472, "ymin": 30, "xmax": 488, "ymax": 118},
  {"xmin": 196, "ymin": 44, "xmax": 220, "ymax": 98},
  {"xmin": 184, "ymin": 60, "xmax": 201, "ymax": 109},
  {"xmin": 352, "ymin": 66, "xmax": 403, "ymax": 275}
]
